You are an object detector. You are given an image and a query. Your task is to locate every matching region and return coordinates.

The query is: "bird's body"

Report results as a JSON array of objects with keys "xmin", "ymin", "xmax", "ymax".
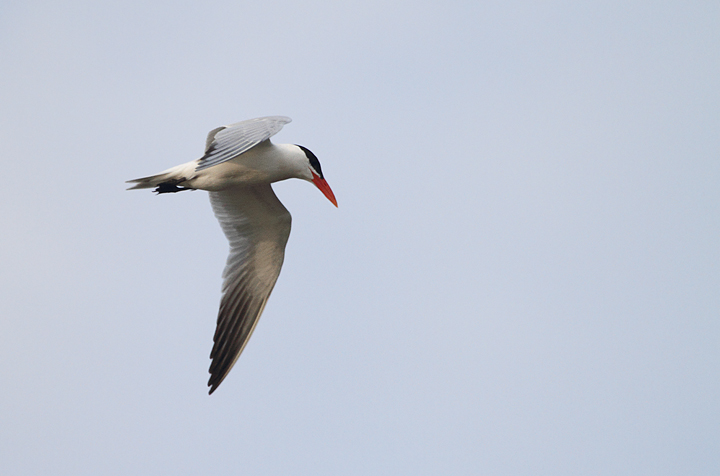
[
  {"xmin": 135, "ymin": 142, "xmax": 312, "ymax": 192},
  {"xmin": 127, "ymin": 116, "xmax": 336, "ymax": 394}
]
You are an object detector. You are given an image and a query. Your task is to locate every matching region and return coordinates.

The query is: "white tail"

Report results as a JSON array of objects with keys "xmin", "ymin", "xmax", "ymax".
[{"xmin": 126, "ymin": 162, "xmax": 197, "ymax": 190}]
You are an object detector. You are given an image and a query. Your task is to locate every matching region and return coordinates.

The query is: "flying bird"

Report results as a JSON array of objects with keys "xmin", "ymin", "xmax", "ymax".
[{"xmin": 127, "ymin": 116, "xmax": 337, "ymax": 394}]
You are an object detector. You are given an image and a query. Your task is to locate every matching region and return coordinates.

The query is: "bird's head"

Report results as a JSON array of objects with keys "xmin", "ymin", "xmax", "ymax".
[{"xmin": 295, "ymin": 144, "xmax": 338, "ymax": 207}]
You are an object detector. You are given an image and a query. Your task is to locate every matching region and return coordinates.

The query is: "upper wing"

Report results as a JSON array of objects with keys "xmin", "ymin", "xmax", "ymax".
[
  {"xmin": 196, "ymin": 116, "xmax": 292, "ymax": 171},
  {"xmin": 207, "ymin": 185, "xmax": 292, "ymax": 394}
]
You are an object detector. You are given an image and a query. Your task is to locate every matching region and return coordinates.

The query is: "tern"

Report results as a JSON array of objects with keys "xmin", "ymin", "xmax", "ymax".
[{"xmin": 127, "ymin": 116, "xmax": 337, "ymax": 394}]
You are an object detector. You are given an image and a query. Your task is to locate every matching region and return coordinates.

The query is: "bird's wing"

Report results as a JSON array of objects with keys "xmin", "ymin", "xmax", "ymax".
[
  {"xmin": 207, "ymin": 185, "xmax": 292, "ymax": 394},
  {"xmin": 196, "ymin": 116, "xmax": 292, "ymax": 171}
]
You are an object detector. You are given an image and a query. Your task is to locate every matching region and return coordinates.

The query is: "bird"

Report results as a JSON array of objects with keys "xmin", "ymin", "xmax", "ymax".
[{"xmin": 127, "ymin": 116, "xmax": 337, "ymax": 394}]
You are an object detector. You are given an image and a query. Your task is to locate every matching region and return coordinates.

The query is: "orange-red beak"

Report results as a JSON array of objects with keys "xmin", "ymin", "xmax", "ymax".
[{"xmin": 312, "ymin": 173, "xmax": 338, "ymax": 207}]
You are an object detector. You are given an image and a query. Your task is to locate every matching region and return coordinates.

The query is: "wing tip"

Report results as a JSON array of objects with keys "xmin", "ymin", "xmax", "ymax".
[
  {"xmin": 207, "ymin": 370, "xmax": 228, "ymax": 395},
  {"xmin": 259, "ymin": 115, "xmax": 292, "ymax": 124}
]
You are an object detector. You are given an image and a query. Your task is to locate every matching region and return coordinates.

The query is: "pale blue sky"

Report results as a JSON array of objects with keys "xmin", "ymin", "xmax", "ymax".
[{"xmin": 1, "ymin": 1, "xmax": 718, "ymax": 474}]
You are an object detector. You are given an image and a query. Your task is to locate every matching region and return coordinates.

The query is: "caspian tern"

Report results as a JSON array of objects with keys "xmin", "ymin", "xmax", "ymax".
[{"xmin": 127, "ymin": 116, "xmax": 337, "ymax": 394}]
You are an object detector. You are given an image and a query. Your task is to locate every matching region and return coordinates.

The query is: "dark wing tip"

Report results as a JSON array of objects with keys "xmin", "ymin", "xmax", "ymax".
[
  {"xmin": 206, "ymin": 287, "xmax": 268, "ymax": 395},
  {"xmin": 206, "ymin": 354, "xmax": 232, "ymax": 395},
  {"xmin": 208, "ymin": 368, "xmax": 229, "ymax": 395}
]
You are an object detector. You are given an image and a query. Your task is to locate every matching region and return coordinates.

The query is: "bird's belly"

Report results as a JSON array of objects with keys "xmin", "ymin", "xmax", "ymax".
[{"xmin": 185, "ymin": 159, "xmax": 288, "ymax": 191}]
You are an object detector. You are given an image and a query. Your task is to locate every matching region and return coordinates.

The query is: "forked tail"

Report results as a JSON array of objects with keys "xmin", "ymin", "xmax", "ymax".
[{"xmin": 126, "ymin": 162, "xmax": 196, "ymax": 193}]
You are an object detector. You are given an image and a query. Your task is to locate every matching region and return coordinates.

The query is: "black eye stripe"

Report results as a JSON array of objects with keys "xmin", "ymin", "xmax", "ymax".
[{"xmin": 296, "ymin": 144, "xmax": 324, "ymax": 179}]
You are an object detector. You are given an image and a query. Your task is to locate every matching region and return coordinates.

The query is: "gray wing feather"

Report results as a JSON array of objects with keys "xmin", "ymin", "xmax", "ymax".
[
  {"xmin": 207, "ymin": 185, "xmax": 292, "ymax": 394},
  {"xmin": 196, "ymin": 116, "xmax": 291, "ymax": 171}
]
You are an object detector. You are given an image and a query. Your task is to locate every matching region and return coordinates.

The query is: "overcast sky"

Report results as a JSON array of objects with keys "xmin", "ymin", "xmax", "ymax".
[{"xmin": 1, "ymin": 1, "xmax": 718, "ymax": 474}]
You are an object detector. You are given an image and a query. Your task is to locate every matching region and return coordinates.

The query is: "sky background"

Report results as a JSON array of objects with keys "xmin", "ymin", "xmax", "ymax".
[{"xmin": 1, "ymin": 1, "xmax": 718, "ymax": 474}]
